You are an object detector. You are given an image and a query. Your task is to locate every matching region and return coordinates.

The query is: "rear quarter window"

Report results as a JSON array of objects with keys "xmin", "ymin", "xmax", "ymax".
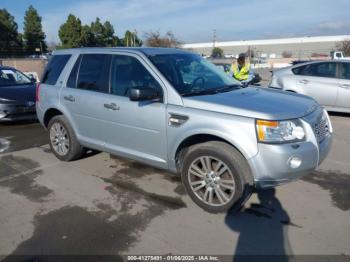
[{"xmin": 41, "ymin": 55, "xmax": 71, "ymax": 85}]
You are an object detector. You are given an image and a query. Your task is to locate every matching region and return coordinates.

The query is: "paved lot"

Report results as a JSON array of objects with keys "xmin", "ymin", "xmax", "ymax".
[{"xmin": 0, "ymin": 113, "xmax": 349, "ymax": 259}]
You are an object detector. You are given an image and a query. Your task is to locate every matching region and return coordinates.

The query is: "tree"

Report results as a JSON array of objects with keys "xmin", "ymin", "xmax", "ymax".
[
  {"xmin": 58, "ymin": 14, "xmax": 83, "ymax": 48},
  {"xmin": 23, "ymin": 5, "xmax": 46, "ymax": 54},
  {"xmin": 336, "ymin": 39, "xmax": 350, "ymax": 57},
  {"xmin": 144, "ymin": 31, "xmax": 181, "ymax": 48},
  {"xmin": 211, "ymin": 47, "xmax": 223, "ymax": 58},
  {"xmin": 90, "ymin": 18, "xmax": 105, "ymax": 46},
  {"xmin": 103, "ymin": 21, "xmax": 120, "ymax": 47},
  {"xmin": 122, "ymin": 30, "xmax": 142, "ymax": 47},
  {"xmin": 282, "ymin": 51, "xmax": 293, "ymax": 58},
  {"xmin": 0, "ymin": 9, "xmax": 23, "ymax": 56},
  {"xmin": 80, "ymin": 25, "xmax": 95, "ymax": 47}
]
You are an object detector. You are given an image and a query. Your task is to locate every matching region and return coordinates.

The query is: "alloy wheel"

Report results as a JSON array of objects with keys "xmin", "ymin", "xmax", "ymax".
[
  {"xmin": 188, "ymin": 156, "xmax": 236, "ymax": 206},
  {"xmin": 50, "ymin": 122, "xmax": 70, "ymax": 156}
]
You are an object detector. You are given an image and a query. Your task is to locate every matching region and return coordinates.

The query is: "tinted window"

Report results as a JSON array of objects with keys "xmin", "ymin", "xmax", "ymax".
[
  {"xmin": 293, "ymin": 62, "xmax": 336, "ymax": 78},
  {"xmin": 340, "ymin": 63, "xmax": 350, "ymax": 80},
  {"xmin": 77, "ymin": 54, "xmax": 111, "ymax": 93},
  {"xmin": 67, "ymin": 55, "xmax": 82, "ymax": 88},
  {"xmin": 110, "ymin": 55, "xmax": 162, "ymax": 96},
  {"xmin": 42, "ymin": 55, "xmax": 71, "ymax": 85}
]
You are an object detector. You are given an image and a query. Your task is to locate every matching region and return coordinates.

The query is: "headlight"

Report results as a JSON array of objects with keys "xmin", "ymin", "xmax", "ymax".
[{"xmin": 256, "ymin": 119, "xmax": 305, "ymax": 143}]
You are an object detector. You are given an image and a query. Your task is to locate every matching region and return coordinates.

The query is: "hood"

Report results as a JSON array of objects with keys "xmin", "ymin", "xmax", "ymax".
[
  {"xmin": 183, "ymin": 87, "xmax": 319, "ymax": 120},
  {"xmin": 0, "ymin": 84, "xmax": 36, "ymax": 104}
]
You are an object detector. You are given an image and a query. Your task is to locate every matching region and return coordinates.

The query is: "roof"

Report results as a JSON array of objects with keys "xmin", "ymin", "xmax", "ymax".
[
  {"xmin": 182, "ymin": 35, "xmax": 350, "ymax": 49},
  {"xmin": 53, "ymin": 47, "xmax": 192, "ymax": 56}
]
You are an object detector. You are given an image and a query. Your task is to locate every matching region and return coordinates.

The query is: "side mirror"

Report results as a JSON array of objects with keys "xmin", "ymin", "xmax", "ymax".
[
  {"xmin": 30, "ymin": 76, "xmax": 37, "ymax": 83},
  {"xmin": 129, "ymin": 87, "xmax": 160, "ymax": 101}
]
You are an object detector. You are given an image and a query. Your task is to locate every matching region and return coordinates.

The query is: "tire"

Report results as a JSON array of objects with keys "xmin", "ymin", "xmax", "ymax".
[
  {"xmin": 181, "ymin": 141, "xmax": 254, "ymax": 213},
  {"xmin": 48, "ymin": 115, "xmax": 84, "ymax": 161}
]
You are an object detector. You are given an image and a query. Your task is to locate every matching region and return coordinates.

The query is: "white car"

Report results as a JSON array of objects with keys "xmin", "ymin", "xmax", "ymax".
[{"xmin": 269, "ymin": 60, "xmax": 350, "ymax": 113}]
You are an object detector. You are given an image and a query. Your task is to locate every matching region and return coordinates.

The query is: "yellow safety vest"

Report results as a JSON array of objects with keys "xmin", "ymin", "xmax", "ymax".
[{"xmin": 231, "ymin": 63, "xmax": 250, "ymax": 81}]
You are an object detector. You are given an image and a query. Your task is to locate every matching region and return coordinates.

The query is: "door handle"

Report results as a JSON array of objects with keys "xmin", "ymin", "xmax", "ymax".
[
  {"xmin": 63, "ymin": 95, "xmax": 75, "ymax": 102},
  {"xmin": 299, "ymin": 79, "xmax": 309, "ymax": 84},
  {"xmin": 104, "ymin": 102, "xmax": 120, "ymax": 110},
  {"xmin": 339, "ymin": 84, "xmax": 350, "ymax": 89}
]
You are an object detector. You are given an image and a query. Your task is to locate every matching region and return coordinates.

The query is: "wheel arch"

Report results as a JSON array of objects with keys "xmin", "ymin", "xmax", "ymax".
[
  {"xmin": 174, "ymin": 133, "xmax": 247, "ymax": 172},
  {"xmin": 43, "ymin": 108, "xmax": 64, "ymax": 128}
]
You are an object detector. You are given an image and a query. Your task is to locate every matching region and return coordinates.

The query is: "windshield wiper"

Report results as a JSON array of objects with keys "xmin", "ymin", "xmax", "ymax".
[{"xmin": 181, "ymin": 84, "xmax": 240, "ymax": 97}]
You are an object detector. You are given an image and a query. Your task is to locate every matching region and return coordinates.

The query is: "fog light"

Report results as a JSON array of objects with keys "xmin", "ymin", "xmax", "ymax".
[{"xmin": 289, "ymin": 156, "xmax": 302, "ymax": 169}]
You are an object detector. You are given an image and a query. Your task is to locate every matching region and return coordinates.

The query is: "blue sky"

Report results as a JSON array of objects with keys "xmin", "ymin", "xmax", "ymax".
[{"xmin": 2, "ymin": 0, "xmax": 350, "ymax": 44}]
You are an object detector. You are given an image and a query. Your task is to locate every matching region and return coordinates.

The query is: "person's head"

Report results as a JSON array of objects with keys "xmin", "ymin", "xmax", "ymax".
[{"xmin": 237, "ymin": 53, "xmax": 246, "ymax": 66}]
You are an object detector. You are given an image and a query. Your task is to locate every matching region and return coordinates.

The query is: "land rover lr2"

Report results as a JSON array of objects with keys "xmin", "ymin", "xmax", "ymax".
[{"xmin": 37, "ymin": 48, "xmax": 332, "ymax": 213}]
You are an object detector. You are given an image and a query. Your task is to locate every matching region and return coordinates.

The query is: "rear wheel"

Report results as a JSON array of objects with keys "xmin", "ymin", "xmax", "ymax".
[
  {"xmin": 181, "ymin": 141, "xmax": 253, "ymax": 213},
  {"xmin": 48, "ymin": 115, "xmax": 84, "ymax": 161}
]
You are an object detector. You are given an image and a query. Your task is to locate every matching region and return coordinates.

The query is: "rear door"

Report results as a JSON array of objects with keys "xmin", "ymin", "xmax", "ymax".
[
  {"xmin": 60, "ymin": 53, "xmax": 112, "ymax": 145},
  {"xmin": 292, "ymin": 62, "xmax": 338, "ymax": 107},
  {"xmin": 337, "ymin": 62, "xmax": 350, "ymax": 110},
  {"xmin": 39, "ymin": 54, "xmax": 71, "ymax": 111}
]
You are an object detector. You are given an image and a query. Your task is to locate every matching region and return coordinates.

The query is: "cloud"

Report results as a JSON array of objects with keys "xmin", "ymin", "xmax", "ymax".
[
  {"xmin": 311, "ymin": 21, "xmax": 350, "ymax": 35},
  {"xmin": 41, "ymin": 0, "xmax": 205, "ymax": 42}
]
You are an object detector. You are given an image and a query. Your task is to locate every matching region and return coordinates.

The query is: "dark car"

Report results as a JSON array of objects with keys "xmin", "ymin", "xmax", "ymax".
[{"xmin": 0, "ymin": 66, "xmax": 37, "ymax": 121}]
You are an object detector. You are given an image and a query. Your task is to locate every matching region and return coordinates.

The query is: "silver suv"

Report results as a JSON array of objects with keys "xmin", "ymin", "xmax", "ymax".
[{"xmin": 37, "ymin": 48, "xmax": 332, "ymax": 213}]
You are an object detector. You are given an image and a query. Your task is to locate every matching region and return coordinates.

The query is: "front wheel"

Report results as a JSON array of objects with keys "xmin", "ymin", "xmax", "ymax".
[{"xmin": 181, "ymin": 141, "xmax": 253, "ymax": 213}]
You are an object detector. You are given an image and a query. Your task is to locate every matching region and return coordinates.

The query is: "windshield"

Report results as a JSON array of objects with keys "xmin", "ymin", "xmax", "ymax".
[
  {"xmin": 0, "ymin": 69, "xmax": 32, "ymax": 87},
  {"xmin": 148, "ymin": 53, "xmax": 241, "ymax": 96}
]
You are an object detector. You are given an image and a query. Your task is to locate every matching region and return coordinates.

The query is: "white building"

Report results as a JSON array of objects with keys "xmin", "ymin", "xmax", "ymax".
[{"xmin": 182, "ymin": 35, "xmax": 350, "ymax": 59}]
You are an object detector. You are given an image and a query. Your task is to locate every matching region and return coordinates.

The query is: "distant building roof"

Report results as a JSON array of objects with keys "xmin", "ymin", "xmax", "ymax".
[{"xmin": 182, "ymin": 35, "xmax": 350, "ymax": 49}]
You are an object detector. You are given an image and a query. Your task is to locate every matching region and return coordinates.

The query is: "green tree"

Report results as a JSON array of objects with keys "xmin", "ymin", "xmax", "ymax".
[
  {"xmin": 103, "ymin": 21, "xmax": 120, "ymax": 47},
  {"xmin": 211, "ymin": 47, "xmax": 223, "ymax": 58},
  {"xmin": 90, "ymin": 18, "xmax": 105, "ymax": 46},
  {"xmin": 23, "ymin": 5, "xmax": 46, "ymax": 54},
  {"xmin": 0, "ymin": 9, "xmax": 23, "ymax": 56},
  {"xmin": 80, "ymin": 25, "xmax": 95, "ymax": 47},
  {"xmin": 58, "ymin": 14, "xmax": 83, "ymax": 48}
]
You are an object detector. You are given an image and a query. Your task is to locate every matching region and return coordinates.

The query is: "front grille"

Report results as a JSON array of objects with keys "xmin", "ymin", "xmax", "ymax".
[{"xmin": 312, "ymin": 113, "xmax": 329, "ymax": 143}]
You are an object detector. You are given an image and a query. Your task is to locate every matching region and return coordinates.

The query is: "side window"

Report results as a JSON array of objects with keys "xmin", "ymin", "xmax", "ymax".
[
  {"xmin": 312, "ymin": 63, "xmax": 336, "ymax": 78},
  {"xmin": 292, "ymin": 65, "xmax": 307, "ymax": 75},
  {"xmin": 67, "ymin": 55, "xmax": 82, "ymax": 88},
  {"xmin": 110, "ymin": 55, "xmax": 162, "ymax": 97},
  {"xmin": 293, "ymin": 62, "xmax": 336, "ymax": 78},
  {"xmin": 340, "ymin": 63, "xmax": 350, "ymax": 80},
  {"xmin": 77, "ymin": 54, "xmax": 111, "ymax": 93},
  {"xmin": 42, "ymin": 55, "xmax": 71, "ymax": 85}
]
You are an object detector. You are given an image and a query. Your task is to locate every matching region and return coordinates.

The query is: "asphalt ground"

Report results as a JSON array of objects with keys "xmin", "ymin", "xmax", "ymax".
[{"xmin": 0, "ymin": 112, "xmax": 349, "ymax": 261}]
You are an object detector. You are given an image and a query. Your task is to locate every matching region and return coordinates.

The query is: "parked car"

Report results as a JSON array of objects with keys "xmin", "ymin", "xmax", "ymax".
[
  {"xmin": 269, "ymin": 60, "xmax": 350, "ymax": 113},
  {"xmin": 37, "ymin": 48, "xmax": 332, "ymax": 213},
  {"xmin": 214, "ymin": 62, "xmax": 231, "ymax": 73},
  {"xmin": 0, "ymin": 66, "xmax": 37, "ymax": 121}
]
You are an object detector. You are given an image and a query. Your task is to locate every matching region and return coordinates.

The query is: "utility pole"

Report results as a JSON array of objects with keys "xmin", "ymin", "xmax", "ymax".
[
  {"xmin": 39, "ymin": 41, "xmax": 43, "ymax": 55},
  {"xmin": 213, "ymin": 29, "xmax": 217, "ymax": 48},
  {"xmin": 133, "ymin": 29, "xmax": 137, "ymax": 47}
]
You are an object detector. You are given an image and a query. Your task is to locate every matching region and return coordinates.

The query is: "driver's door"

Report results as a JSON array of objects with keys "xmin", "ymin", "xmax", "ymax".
[{"xmin": 102, "ymin": 54, "xmax": 168, "ymax": 168}]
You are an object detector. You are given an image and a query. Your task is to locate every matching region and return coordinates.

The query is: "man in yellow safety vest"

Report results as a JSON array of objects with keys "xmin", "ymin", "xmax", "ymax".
[{"xmin": 229, "ymin": 53, "xmax": 254, "ymax": 84}]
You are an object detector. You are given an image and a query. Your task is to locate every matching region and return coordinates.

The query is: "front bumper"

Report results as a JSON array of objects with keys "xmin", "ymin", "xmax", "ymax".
[
  {"xmin": 0, "ymin": 103, "xmax": 37, "ymax": 122},
  {"xmin": 249, "ymin": 108, "xmax": 332, "ymax": 188}
]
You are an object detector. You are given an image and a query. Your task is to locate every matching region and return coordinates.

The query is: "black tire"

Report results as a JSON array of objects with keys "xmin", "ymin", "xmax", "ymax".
[
  {"xmin": 181, "ymin": 141, "xmax": 254, "ymax": 213},
  {"xmin": 48, "ymin": 115, "xmax": 84, "ymax": 161}
]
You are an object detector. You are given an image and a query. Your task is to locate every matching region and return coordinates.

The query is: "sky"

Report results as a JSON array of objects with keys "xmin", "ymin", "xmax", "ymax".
[{"xmin": 2, "ymin": 0, "xmax": 350, "ymax": 44}]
